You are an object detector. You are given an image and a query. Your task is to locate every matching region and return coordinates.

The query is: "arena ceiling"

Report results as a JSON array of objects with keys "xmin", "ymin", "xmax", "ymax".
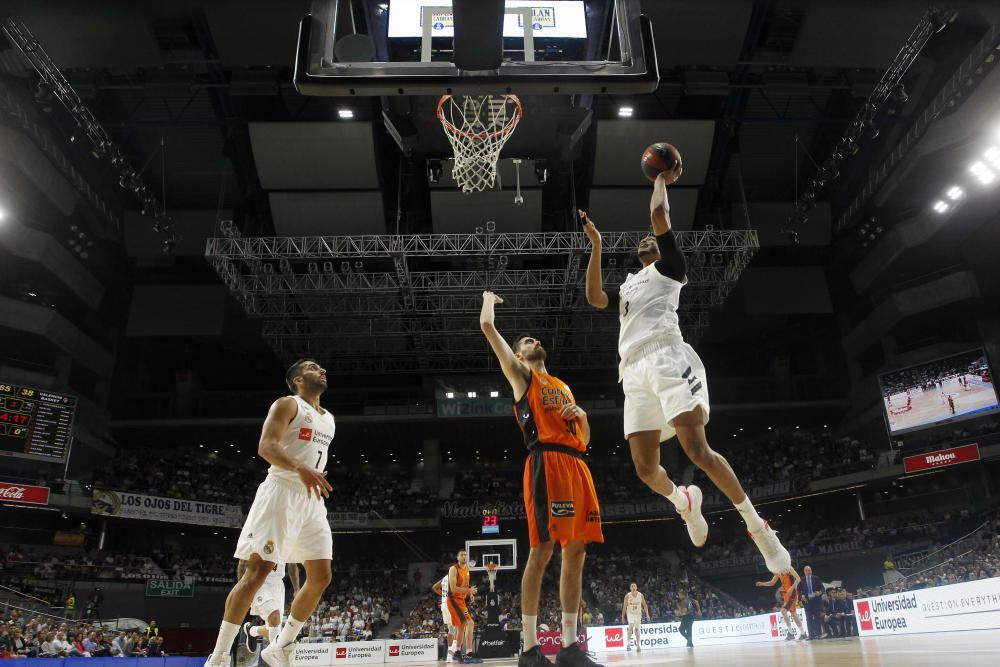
[{"xmin": 2, "ymin": 0, "xmax": 1000, "ymax": 393}]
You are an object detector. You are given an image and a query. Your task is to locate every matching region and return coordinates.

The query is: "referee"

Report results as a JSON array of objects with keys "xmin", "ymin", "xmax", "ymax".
[{"xmin": 675, "ymin": 590, "xmax": 700, "ymax": 649}]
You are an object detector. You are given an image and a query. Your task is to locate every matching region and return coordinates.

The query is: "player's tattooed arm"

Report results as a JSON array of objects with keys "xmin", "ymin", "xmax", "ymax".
[{"xmin": 479, "ymin": 291, "xmax": 531, "ymax": 397}]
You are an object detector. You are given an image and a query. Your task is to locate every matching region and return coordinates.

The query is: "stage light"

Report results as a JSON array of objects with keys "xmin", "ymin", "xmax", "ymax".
[
  {"xmin": 445, "ymin": 392, "xmax": 455, "ymax": 399},
  {"xmin": 946, "ymin": 186, "xmax": 964, "ymax": 200},
  {"xmin": 338, "ymin": 108, "xmax": 354, "ymax": 119},
  {"xmin": 617, "ymin": 106, "xmax": 633, "ymax": 118},
  {"xmin": 969, "ymin": 161, "xmax": 996, "ymax": 185},
  {"xmin": 985, "ymin": 146, "xmax": 1000, "ymax": 167},
  {"xmin": 467, "ymin": 391, "xmax": 477, "ymax": 398},
  {"xmin": 932, "ymin": 200, "xmax": 949, "ymax": 213},
  {"xmin": 490, "ymin": 390, "xmax": 499, "ymax": 398}
]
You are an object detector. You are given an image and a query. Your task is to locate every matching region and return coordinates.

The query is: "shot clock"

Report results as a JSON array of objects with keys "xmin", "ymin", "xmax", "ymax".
[
  {"xmin": 0, "ymin": 382, "xmax": 77, "ymax": 463},
  {"xmin": 482, "ymin": 506, "xmax": 500, "ymax": 535}
]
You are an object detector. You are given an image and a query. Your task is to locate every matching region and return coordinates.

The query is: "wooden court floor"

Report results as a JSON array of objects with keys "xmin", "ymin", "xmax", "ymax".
[{"xmin": 480, "ymin": 631, "xmax": 1000, "ymax": 666}]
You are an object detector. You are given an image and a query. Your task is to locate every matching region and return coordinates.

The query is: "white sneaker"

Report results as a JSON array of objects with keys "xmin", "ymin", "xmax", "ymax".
[
  {"xmin": 446, "ymin": 649, "xmax": 456, "ymax": 663},
  {"xmin": 676, "ymin": 485, "xmax": 708, "ymax": 547},
  {"xmin": 748, "ymin": 521, "xmax": 791, "ymax": 574},
  {"xmin": 261, "ymin": 642, "xmax": 294, "ymax": 667},
  {"xmin": 204, "ymin": 653, "xmax": 229, "ymax": 667}
]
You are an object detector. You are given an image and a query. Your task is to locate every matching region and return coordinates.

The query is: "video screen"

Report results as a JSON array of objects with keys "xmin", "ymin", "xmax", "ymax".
[{"xmin": 879, "ymin": 348, "xmax": 998, "ymax": 435}]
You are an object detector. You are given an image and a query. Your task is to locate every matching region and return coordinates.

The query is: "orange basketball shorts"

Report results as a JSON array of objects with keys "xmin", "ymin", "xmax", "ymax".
[
  {"xmin": 447, "ymin": 595, "xmax": 471, "ymax": 626},
  {"xmin": 523, "ymin": 448, "xmax": 604, "ymax": 547},
  {"xmin": 781, "ymin": 590, "xmax": 798, "ymax": 613}
]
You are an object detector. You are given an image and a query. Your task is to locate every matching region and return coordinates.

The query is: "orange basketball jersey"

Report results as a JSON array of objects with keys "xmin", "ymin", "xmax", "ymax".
[
  {"xmin": 514, "ymin": 369, "xmax": 586, "ymax": 453},
  {"xmin": 780, "ymin": 573, "xmax": 794, "ymax": 593},
  {"xmin": 450, "ymin": 563, "xmax": 470, "ymax": 603}
]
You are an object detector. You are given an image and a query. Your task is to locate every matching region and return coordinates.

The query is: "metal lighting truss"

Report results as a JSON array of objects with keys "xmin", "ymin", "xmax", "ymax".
[{"xmin": 206, "ymin": 230, "xmax": 757, "ymax": 373}]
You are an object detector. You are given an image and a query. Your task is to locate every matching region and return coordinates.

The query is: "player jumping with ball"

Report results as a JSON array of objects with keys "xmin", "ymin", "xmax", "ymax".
[{"xmin": 582, "ymin": 168, "xmax": 791, "ymax": 575}]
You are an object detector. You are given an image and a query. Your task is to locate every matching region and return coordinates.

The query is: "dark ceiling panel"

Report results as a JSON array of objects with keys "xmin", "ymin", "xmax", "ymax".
[
  {"xmin": 640, "ymin": 0, "xmax": 754, "ymax": 67},
  {"xmin": 269, "ymin": 192, "xmax": 385, "ymax": 236},
  {"xmin": 7, "ymin": 1, "xmax": 162, "ymax": 70},
  {"xmin": 205, "ymin": 0, "xmax": 309, "ymax": 68},
  {"xmin": 790, "ymin": 0, "xmax": 928, "ymax": 69},
  {"xmin": 431, "ymin": 191, "xmax": 542, "ymax": 234},
  {"xmin": 588, "ymin": 187, "xmax": 698, "ymax": 231},
  {"xmin": 594, "ymin": 120, "xmax": 715, "ymax": 186},
  {"xmin": 249, "ymin": 122, "xmax": 380, "ymax": 190}
]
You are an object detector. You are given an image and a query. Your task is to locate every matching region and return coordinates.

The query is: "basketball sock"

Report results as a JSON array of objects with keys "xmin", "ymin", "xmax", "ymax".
[
  {"xmin": 522, "ymin": 614, "xmax": 538, "ymax": 650},
  {"xmin": 249, "ymin": 626, "xmax": 262, "ymax": 638},
  {"xmin": 211, "ymin": 621, "xmax": 240, "ymax": 659},
  {"xmin": 735, "ymin": 497, "xmax": 766, "ymax": 532},
  {"xmin": 449, "ymin": 639, "xmax": 457, "ymax": 652},
  {"xmin": 666, "ymin": 485, "xmax": 688, "ymax": 511},
  {"xmin": 275, "ymin": 616, "xmax": 305, "ymax": 649},
  {"xmin": 266, "ymin": 623, "xmax": 280, "ymax": 644},
  {"xmin": 561, "ymin": 613, "xmax": 578, "ymax": 647}
]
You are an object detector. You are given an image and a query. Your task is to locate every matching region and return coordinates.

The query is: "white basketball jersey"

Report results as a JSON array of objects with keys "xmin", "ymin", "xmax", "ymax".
[
  {"xmin": 627, "ymin": 592, "xmax": 643, "ymax": 614},
  {"xmin": 267, "ymin": 395, "xmax": 335, "ymax": 487},
  {"xmin": 440, "ymin": 575, "xmax": 450, "ymax": 604},
  {"xmin": 617, "ymin": 263, "xmax": 685, "ymax": 369}
]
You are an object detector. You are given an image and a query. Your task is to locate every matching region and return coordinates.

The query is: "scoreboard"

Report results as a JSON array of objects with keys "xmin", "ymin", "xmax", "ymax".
[
  {"xmin": 0, "ymin": 383, "xmax": 77, "ymax": 463},
  {"xmin": 482, "ymin": 506, "xmax": 500, "ymax": 535}
]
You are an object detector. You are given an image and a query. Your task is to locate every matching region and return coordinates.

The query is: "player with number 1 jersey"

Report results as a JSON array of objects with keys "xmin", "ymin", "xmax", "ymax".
[{"xmin": 582, "ymin": 169, "xmax": 791, "ymax": 576}]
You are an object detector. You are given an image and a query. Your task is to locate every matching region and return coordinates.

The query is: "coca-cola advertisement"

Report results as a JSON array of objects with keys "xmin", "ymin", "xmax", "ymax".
[{"xmin": 0, "ymin": 482, "xmax": 50, "ymax": 505}]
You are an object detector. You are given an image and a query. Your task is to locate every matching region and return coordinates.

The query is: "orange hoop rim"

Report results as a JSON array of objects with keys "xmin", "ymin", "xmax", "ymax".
[
  {"xmin": 437, "ymin": 94, "xmax": 523, "ymax": 141},
  {"xmin": 485, "ymin": 562, "xmax": 499, "ymax": 571}
]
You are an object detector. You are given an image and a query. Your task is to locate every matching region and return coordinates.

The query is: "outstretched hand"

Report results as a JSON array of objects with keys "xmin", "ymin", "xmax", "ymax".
[
  {"xmin": 656, "ymin": 166, "xmax": 682, "ymax": 186},
  {"xmin": 482, "ymin": 291, "xmax": 503, "ymax": 305},
  {"xmin": 580, "ymin": 210, "xmax": 601, "ymax": 246}
]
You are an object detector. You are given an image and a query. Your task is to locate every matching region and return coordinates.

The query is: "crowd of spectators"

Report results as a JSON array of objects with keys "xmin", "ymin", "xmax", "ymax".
[
  {"xmin": 0, "ymin": 610, "xmax": 165, "ymax": 659},
  {"xmin": 2, "ymin": 547, "xmax": 161, "ymax": 586},
  {"xmin": 691, "ymin": 426, "xmax": 877, "ymax": 495},
  {"xmin": 303, "ymin": 571, "xmax": 405, "ymax": 641}
]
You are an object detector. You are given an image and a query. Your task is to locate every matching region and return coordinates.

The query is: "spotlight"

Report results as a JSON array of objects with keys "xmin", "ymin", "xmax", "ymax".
[
  {"xmin": 0, "ymin": 209, "xmax": 5, "ymax": 221},
  {"xmin": 985, "ymin": 146, "xmax": 1000, "ymax": 167},
  {"xmin": 445, "ymin": 392, "xmax": 455, "ymax": 399},
  {"xmin": 467, "ymin": 391, "xmax": 477, "ymax": 398},
  {"xmin": 969, "ymin": 161, "xmax": 996, "ymax": 185},
  {"xmin": 338, "ymin": 109, "xmax": 354, "ymax": 119},
  {"xmin": 946, "ymin": 186, "xmax": 964, "ymax": 200},
  {"xmin": 617, "ymin": 106, "xmax": 634, "ymax": 118},
  {"xmin": 932, "ymin": 200, "xmax": 949, "ymax": 213},
  {"xmin": 490, "ymin": 390, "xmax": 499, "ymax": 398}
]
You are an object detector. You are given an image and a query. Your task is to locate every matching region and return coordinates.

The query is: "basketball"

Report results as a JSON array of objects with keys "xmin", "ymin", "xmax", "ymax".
[{"xmin": 641, "ymin": 142, "xmax": 683, "ymax": 183}]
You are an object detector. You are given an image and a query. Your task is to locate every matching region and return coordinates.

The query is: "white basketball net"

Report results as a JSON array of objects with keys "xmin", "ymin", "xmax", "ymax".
[{"xmin": 437, "ymin": 94, "xmax": 522, "ymax": 193}]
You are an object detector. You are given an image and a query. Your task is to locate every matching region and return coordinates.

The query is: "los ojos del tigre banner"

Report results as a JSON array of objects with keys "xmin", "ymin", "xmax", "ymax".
[
  {"xmin": 854, "ymin": 576, "xmax": 1000, "ymax": 636},
  {"xmin": 584, "ymin": 609, "xmax": 807, "ymax": 651},
  {"xmin": 91, "ymin": 489, "xmax": 243, "ymax": 528},
  {"xmin": 291, "ymin": 639, "xmax": 437, "ymax": 665}
]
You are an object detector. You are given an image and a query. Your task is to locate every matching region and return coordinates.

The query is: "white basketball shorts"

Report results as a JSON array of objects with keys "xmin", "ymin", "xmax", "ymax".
[
  {"xmin": 627, "ymin": 613, "xmax": 642, "ymax": 627},
  {"xmin": 234, "ymin": 473, "xmax": 332, "ymax": 564},
  {"xmin": 622, "ymin": 339, "xmax": 710, "ymax": 441},
  {"xmin": 250, "ymin": 574, "xmax": 285, "ymax": 619}
]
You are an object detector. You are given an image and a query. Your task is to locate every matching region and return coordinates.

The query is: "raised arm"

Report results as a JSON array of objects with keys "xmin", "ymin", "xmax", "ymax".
[
  {"xmin": 581, "ymin": 210, "xmax": 613, "ymax": 309},
  {"xmin": 258, "ymin": 397, "xmax": 331, "ymax": 500},
  {"xmin": 788, "ymin": 566, "xmax": 801, "ymax": 590},
  {"xmin": 650, "ymin": 172, "xmax": 686, "ymax": 282},
  {"xmin": 756, "ymin": 574, "xmax": 779, "ymax": 587},
  {"xmin": 480, "ymin": 291, "xmax": 530, "ymax": 397}
]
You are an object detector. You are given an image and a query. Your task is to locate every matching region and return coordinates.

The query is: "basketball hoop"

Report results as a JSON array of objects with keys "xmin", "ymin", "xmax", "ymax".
[
  {"xmin": 437, "ymin": 94, "xmax": 523, "ymax": 193},
  {"xmin": 485, "ymin": 562, "xmax": 499, "ymax": 592}
]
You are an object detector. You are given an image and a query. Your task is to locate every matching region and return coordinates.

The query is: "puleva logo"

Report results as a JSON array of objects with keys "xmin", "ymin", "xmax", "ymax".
[
  {"xmin": 858, "ymin": 601, "xmax": 873, "ymax": 631},
  {"xmin": 388, "ymin": 646, "xmax": 400, "ymax": 657},
  {"xmin": 604, "ymin": 628, "xmax": 624, "ymax": 648},
  {"xmin": 335, "ymin": 647, "xmax": 347, "ymax": 659},
  {"xmin": 298, "ymin": 427, "xmax": 313, "ymax": 441},
  {"xmin": 769, "ymin": 614, "xmax": 779, "ymax": 637}
]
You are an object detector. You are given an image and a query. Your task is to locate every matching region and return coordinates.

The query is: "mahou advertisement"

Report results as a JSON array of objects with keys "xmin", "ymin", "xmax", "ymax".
[{"xmin": 0, "ymin": 482, "xmax": 50, "ymax": 505}]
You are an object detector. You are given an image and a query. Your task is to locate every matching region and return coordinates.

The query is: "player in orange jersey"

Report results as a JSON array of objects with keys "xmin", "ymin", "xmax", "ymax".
[
  {"xmin": 757, "ymin": 566, "xmax": 804, "ymax": 641},
  {"xmin": 480, "ymin": 291, "xmax": 604, "ymax": 667},
  {"xmin": 445, "ymin": 549, "xmax": 480, "ymax": 663}
]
